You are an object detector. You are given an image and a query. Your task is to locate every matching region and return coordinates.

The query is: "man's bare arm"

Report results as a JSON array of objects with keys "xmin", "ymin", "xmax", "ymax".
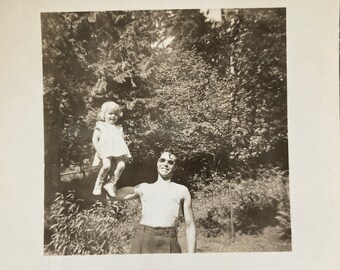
[
  {"xmin": 115, "ymin": 186, "xmax": 139, "ymax": 201},
  {"xmin": 182, "ymin": 187, "xmax": 196, "ymax": 253}
]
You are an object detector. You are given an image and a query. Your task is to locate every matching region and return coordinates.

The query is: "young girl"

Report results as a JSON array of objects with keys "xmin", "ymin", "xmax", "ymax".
[{"xmin": 92, "ymin": 101, "xmax": 131, "ymax": 197}]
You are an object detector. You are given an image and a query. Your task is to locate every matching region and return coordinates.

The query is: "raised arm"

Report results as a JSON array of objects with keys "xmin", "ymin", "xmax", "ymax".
[
  {"xmin": 115, "ymin": 186, "xmax": 139, "ymax": 201},
  {"xmin": 182, "ymin": 187, "xmax": 196, "ymax": 253}
]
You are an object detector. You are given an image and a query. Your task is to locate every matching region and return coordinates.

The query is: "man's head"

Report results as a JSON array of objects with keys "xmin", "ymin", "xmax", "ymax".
[{"xmin": 157, "ymin": 150, "xmax": 178, "ymax": 180}]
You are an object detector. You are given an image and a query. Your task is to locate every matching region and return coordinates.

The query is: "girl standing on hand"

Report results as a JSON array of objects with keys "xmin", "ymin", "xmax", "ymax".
[{"xmin": 92, "ymin": 101, "xmax": 131, "ymax": 197}]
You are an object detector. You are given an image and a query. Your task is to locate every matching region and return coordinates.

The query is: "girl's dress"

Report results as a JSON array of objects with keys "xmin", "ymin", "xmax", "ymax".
[{"xmin": 92, "ymin": 121, "xmax": 131, "ymax": 166}]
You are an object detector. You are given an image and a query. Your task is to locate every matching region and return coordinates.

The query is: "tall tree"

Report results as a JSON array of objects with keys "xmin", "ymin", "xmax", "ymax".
[
  {"xmin": 159, "ymin": 8, "xmax": 287, "ymax": 174},
  {"xmin": 42, "ymin": 11, "xmax": 162, "ymax": 200}
]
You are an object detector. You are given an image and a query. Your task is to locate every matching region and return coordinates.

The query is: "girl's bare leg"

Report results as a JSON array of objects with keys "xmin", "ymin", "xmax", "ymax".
[
  {"xmin": 93, "ymin": 157, "xmax": 111, "ymax": 195},
  {"xmin": 104, "ymin": 156, "xmax": 126, "ymax": 197}
]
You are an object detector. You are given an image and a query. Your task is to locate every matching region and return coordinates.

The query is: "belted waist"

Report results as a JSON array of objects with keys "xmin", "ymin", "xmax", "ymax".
[{"xmin": 137, "ymin": 224, "xmax": 177, "ymax": 233}]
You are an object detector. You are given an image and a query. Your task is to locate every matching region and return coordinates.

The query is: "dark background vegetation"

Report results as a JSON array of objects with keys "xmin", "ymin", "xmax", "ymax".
[{"xmin": 42, "ymin": 8, "xmax": 290, "ymax": 255}]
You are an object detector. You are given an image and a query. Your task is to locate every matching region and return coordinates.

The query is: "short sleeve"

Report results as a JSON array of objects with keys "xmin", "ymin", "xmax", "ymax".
[
  {"xmin": 94, "ymin": 121, "xmax": 104, "ymax": 131},
  {"xmin": 175, "ymin": 183, "xmax": 188, "ymax": 201},
  {"xmin": 116, "ymin": 124, "xmax": 124, "ymax": 135},
  {"xmin": 135, "ymin": 183, "xmax": 147, "ymax": 196}
]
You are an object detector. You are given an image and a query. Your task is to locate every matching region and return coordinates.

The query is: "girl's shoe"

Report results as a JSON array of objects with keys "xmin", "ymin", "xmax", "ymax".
[
  {"xmin": 93, "ymin": 180, "xmax": 104, "ymax": 195},
  {"xmin": 103, "ymin": 182, "xmax": 116, "ymax": 197}
]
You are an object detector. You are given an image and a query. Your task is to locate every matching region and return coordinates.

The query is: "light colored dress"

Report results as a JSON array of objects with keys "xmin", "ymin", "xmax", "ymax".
[{"xmin": 92, "ymin": 121, "xmax": 131, "ymax": 166}]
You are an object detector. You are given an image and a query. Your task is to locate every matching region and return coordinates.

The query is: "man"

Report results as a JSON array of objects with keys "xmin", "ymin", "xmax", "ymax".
[{"xmin": 115, "ymin": 150, "xmax": 196, "ymax": 254}]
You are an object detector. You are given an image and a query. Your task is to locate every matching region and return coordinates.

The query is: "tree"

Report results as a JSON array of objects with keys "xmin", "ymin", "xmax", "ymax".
[
  {"xmin": 159, "ymin": 8, "xmax": 287, "ymax": 176},
  {"xmin": 42, "ymin": 8, "xmax": 288, "ymax": 198},
  {"xmin": 42, "ymin": 11, "xmax": 163, "ymax": 200}
]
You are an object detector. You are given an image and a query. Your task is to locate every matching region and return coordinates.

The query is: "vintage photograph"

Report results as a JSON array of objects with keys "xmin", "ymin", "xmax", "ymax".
[{"xmin": 42, "ymin": 8, "xmax": 291, "ymax": 255}]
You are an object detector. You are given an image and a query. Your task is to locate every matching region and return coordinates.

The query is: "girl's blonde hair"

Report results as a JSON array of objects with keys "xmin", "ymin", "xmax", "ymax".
[{"xmin": 98, "ymin": 101, "xmax": 123, "ymax": 121}]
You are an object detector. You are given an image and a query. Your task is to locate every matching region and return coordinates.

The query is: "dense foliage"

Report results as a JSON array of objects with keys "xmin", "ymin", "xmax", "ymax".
[
  {"xmin": 194, "ymin": 168, "xmax": 290, "ymax": 237},
  {"xmin": 42, "ymin": 8, "xmax": 287, "ymax": 199},
  {"xmin": 45, "ymin": 191, "xmax": 140, "ymax": 255}
]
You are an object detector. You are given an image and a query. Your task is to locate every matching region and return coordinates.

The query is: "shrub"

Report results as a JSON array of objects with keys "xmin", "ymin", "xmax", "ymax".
[
  {"xmin": 275, "ymin": 182, "xmax": 291, "ymax": 239},
  {"xmin": 44, "ymin": 190, "xmax": 140, "ymax": 255},
  {"xmin": 233, "ymin": 173, "xmax": 284, "ymax": 233},
  {"xmin": 194, "ymin": 168, "xmax": 290, "ymax": 236},
  {"xmin": 193, "ymin": 174, "xmax": 230, "ymax": 237}
]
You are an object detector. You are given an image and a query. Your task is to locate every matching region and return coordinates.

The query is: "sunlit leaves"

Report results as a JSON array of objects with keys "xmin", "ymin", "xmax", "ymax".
[{"xmin": 45, "ymin": 190, "xmax": 141, "ymax": 255}]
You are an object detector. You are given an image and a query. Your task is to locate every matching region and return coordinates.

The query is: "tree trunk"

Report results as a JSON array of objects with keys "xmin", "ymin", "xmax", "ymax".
[
  {"xmin": 43, "ymin": 79, "xmax": 63, "ymax": 205},
  {"xmin": 228, "ymin": 179, "xmax": 235, "ymax": 238}
]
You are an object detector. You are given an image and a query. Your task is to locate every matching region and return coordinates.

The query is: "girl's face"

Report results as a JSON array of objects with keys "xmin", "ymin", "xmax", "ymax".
[{"xmin": 104, "ymin": 108, "xmax": 120, "ymax": 124}]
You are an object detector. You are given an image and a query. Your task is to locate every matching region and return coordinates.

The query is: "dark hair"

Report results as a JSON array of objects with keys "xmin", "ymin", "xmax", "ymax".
[
  {"xmin": 162, "ymin": 148, "xmax": 176, "ymax": 155},
  {"xmin": 161, "ymin": 148, "xmax": 180, "ymax": 163}
]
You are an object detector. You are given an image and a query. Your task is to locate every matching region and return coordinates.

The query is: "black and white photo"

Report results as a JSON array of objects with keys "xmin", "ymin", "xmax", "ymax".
[{"xmin": 42, "ymin": 8, "xmax": 291, "ymax": 255}]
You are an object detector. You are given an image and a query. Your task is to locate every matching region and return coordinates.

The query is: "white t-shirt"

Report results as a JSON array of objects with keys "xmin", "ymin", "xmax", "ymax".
[{"xmin": 136, "ymin": 180, "xmax": 188, "ymax": 227}]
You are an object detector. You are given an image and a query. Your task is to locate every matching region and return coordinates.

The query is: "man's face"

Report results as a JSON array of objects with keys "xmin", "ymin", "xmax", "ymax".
[{"xmin": 157, "ymin": 152, "xmax": 177, "ymax": 179}]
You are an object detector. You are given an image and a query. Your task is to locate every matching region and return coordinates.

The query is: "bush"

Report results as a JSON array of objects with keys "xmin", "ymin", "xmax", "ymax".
[
  {"xmin": 233, "ymin": 172, "xmax": 284, "ymax": 233},
  {"xmin": 194, "ymin": 168, "xmax": 290, "ymax": 236},
  {"xmin": 193, "ymin": 174, "xmax": 231, "ymax": 237},
  {"xmin": 275, "ymin": 182, "xmax": 291, "ymax": 239},
  {"xmin": 44, "ymin": 191, "xmax": 140, "ymax": 255}
]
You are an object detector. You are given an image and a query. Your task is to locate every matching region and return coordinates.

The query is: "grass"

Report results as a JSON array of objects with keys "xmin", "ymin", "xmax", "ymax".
[
  {"xmin": 115, "ymin": 224, "xmax": 291, "ymax": 254},
  {"xmin": 177, "ymin": 224, "xmax": 291, "ymax": 253}
]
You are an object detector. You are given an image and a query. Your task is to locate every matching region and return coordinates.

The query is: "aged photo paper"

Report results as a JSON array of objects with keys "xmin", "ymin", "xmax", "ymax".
[{"xmin": 0, "ymin": 0, "xmax": 339, "ymax": 269}]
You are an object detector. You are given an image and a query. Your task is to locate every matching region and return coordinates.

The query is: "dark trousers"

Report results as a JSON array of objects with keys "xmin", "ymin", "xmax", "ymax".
[{"xmin": 130, "ymin": 224, "xmax": 182, "ymax": 254}]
